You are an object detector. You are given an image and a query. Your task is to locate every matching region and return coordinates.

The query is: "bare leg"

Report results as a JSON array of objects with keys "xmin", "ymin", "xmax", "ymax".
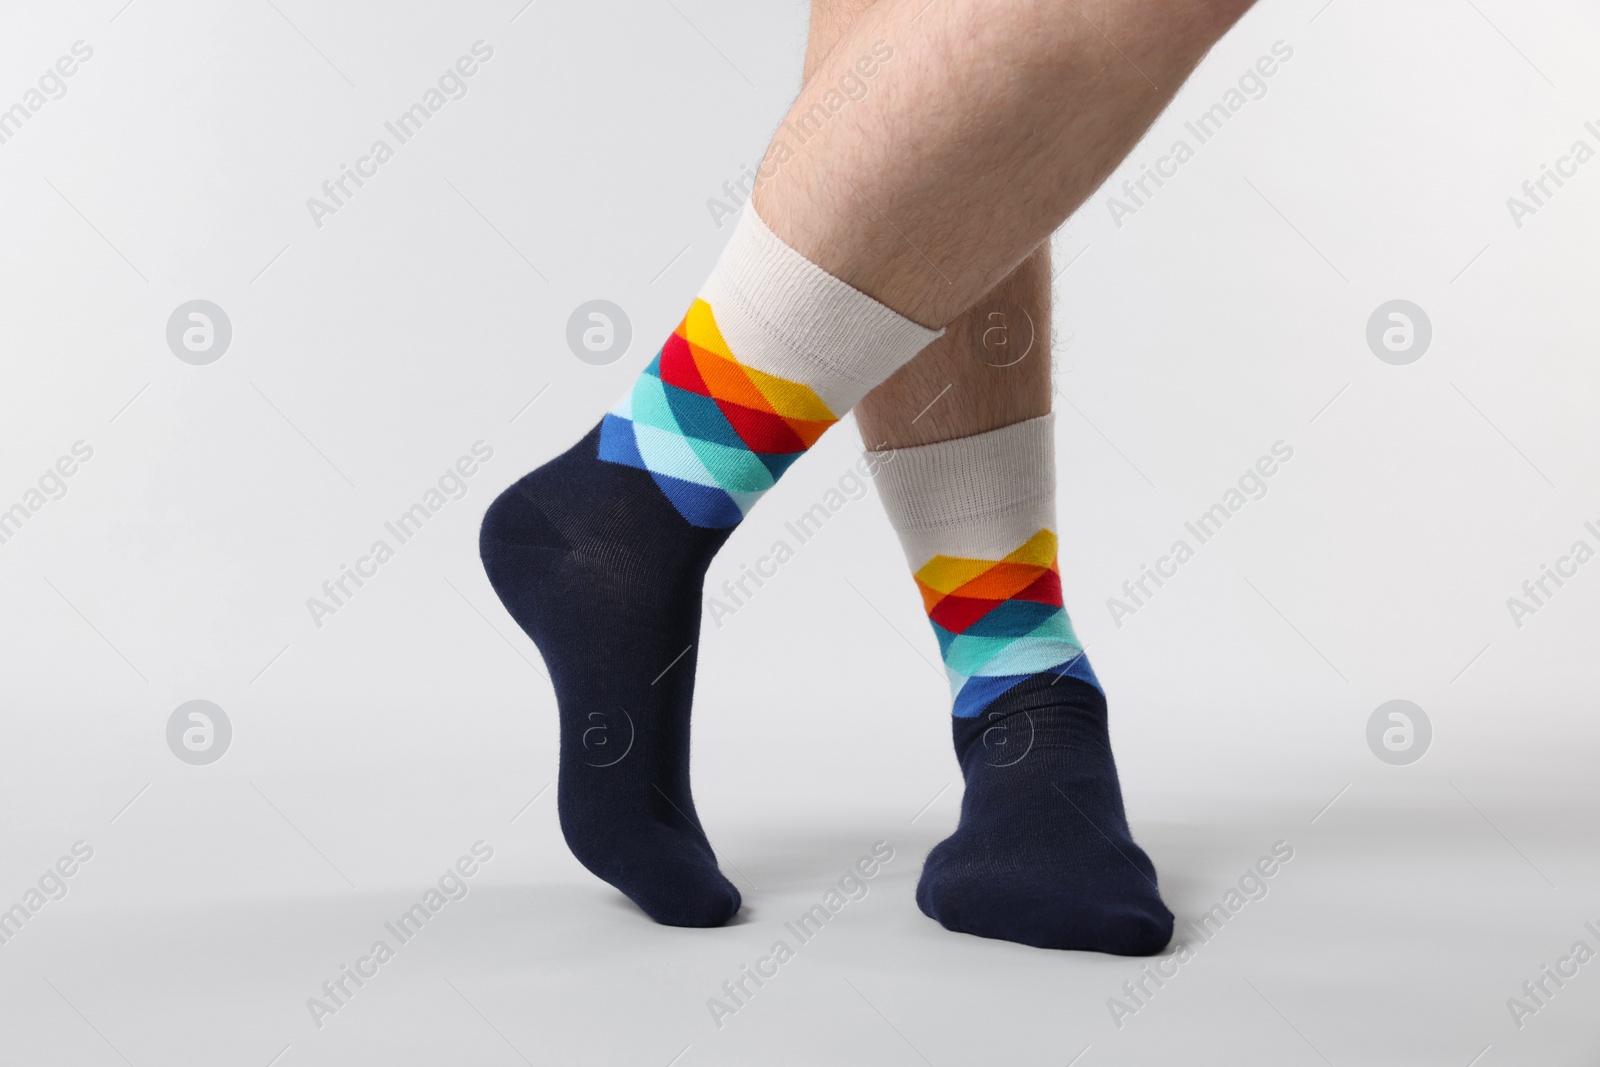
[
  {"xmin": 801, "ymin": 0, "xmax": 1054, "ymax": 449},
  {"xmin": 758, "ymin": 0, "xmax": 1254, "ymax": 330},
  {"xmin": 856, "ymin": 252, "xmax": 1051, "ymax": 447}
]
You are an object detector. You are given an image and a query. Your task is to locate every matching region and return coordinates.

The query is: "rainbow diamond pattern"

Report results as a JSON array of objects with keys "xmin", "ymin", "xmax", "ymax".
[
  {"xmin": 597, "ymin": 299, "xmax": 838, "ymax": 528},
  {"xmin": 914, "ymin": 529, "xmax": 1098, "ymax": 718}
]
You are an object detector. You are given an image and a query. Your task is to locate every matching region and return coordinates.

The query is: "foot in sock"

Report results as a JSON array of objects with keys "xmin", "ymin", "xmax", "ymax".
[
  {"xmin": 481, "ymin": 207, "xmax": 938, "ymax": 927},
  {"xmin": 919, "ymin": 674, "xmax": 1172, "ymax": 953},
  {"xmin": 870, "ymin": 417, "xmax": 1173, "ymax": 953},
  {"xmin": 481, "ymin": 425, "xmax": 741, "ymax": 927}
]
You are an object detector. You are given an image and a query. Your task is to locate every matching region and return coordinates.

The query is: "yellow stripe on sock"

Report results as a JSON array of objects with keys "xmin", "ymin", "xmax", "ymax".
[
  {"xmin": 914, "ymin": 555, "xmax": 996, "ymax": 595},
  {"xmin": 744, "ymin": 365, "xmax": 836, "ymax": 423},
  {"xmin": 1003, "ymin": 529, "xmax": 1058, "ymax": 569},
  {"xmin": 682, "ymin": 298, "xmax": 837, "ymax": 424},
  {"xmin": 681, "ymin": 299, "xmax": 734, "ymax": 360},
  {"xmin": 914, "ymin": 529, "xmax": 1060, "ymax": 599}
]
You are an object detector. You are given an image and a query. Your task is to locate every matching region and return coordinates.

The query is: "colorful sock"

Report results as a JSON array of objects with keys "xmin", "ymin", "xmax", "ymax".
[
  {"xmin": 481, "ymin": 206, "xmax": 938, "ymax": 927},
  {"xmin": 871, "ymin": 415, "xmax": 1173, "ymax": 953}
]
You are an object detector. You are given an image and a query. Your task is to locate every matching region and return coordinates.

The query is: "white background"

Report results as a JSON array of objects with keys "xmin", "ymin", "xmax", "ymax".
[{"xmin": 1, "ymin": 0, "xmax": 1597, "ymax": 1063}]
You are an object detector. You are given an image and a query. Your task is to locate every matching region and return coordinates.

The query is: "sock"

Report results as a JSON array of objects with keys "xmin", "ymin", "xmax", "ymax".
[
  {"xmin": 870, "ymin": 415, "xmax": 1173, "ymax": 953},
  {"xmin": 481, "ymin": 206, "xmax": 938, "ymax": 927}
]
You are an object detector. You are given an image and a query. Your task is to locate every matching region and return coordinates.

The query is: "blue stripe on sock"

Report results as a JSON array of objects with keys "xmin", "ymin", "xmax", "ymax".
[
  {"xmin": 960, "ymin": 599, "xmax": 1061, "ymax": 638},
  {"xmin": 648, "ymin": 470, "xmax": 746, "ymax": 528},
  {"xmin": 757, "ymin": 449, "xmax": 805, "ymax": 482},
  {"xmin": 1051, "ymin": 650, "xmax": 1101, "ymax": 693},
  {"xmin": 597, "ymin": 413, "xmax": 647, "ymax": 469},
  {"xmin": 661, "ymin": 382, "xmax": 749, "ymax": 451},
  {"xmin": 951, "ymin": 653, "xmax": 1102, "ymax": 718}
]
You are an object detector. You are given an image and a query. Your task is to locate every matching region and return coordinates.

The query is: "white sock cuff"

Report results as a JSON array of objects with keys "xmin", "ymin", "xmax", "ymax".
[
  {"xmin": 869, "ymin": 415, "xmax": 1057, "ymax": 567},
  {"xmin": 700, "ymin": 206, "xmax": 942, "ymax": 414}
]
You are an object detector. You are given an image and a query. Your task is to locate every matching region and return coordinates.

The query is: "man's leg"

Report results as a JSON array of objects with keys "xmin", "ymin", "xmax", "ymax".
[
  {"xmin": 803, "ymin": 2, "xmax": 1055, "ymax": 453},
  {"xmin": 759, "ymin": 0, "xmax": 1253, "ymax": 328},
  {"xmin": 483, "ymin": 0, "xmax": 1250, "ymax": 934},
  {"xmin": 855, "ymin": 254, "xmax": 1052, "ymax": 448},
  {"xmin": 801, "ymin": 0, "xmax": 1203, "ymax": 954}
]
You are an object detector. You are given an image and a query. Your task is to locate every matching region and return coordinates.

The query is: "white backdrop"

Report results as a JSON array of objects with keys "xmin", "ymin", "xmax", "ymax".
[{"xmin": 2, "ymin": 1, "xmax": 1597, "ymax": 1064}]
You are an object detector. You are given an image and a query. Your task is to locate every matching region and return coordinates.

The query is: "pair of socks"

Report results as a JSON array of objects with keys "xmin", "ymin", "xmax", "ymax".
[{"xmin": 479, "ymin": 206, "xmax": 1171, "ymax": 953}]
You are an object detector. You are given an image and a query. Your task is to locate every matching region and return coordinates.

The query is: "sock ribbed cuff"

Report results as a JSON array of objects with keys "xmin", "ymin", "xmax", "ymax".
[
  {"xmin": 869, "ymin": 414, "xmax": 1056, "ymax": 569},
  {"xmin": 701, "ymin": 206, "xmax": 942, "ymax": 415}
]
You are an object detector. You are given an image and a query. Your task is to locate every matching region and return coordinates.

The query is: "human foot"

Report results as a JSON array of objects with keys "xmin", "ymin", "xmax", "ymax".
[
  {"xmin": 866, "ymin": 419, "xmax": 1172, "ymax": 952},
  {"xmin": 480, "ymin": 208, "xmax": 938, "ymax": 926},
  {"xmin": 480, "ymin": 427, "xmax": 742, "ymax": 926},
  {"xmin": 916, "ymin": 673, "xmax": 1173, "ymax": 953}
]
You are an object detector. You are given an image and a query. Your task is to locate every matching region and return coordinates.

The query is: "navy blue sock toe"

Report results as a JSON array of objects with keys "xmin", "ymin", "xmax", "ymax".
[
  {"xmin": 480, "ymin": 426, "xmax": 741, "ymax": 928},
  {"xmin": 917, "ymin": 675, "xmax": 1173, "ymax": 955}
]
